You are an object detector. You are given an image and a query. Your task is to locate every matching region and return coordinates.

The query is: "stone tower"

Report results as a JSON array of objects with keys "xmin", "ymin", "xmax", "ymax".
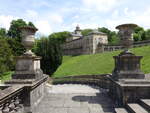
[
  {"xmin": 66, "ymin": 25, "xmax": 82, "ymax": 42},
  {"xmin": 75, "ymin": 25, "xmax": 82, "ymax": 35}
]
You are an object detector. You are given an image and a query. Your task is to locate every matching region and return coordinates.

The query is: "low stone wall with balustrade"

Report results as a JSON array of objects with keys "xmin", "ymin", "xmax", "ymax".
[
  {"xmin": 97, "ymin": 40, "xmax": 150, "ymax": 53},
  {"xmin": 52, "ymin": 74, "xmax": 111, "ymax": 89}
]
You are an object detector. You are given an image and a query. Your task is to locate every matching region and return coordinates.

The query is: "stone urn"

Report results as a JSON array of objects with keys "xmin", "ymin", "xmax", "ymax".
[
  {"xmin": 20, "ymin": 26, "xmax": 38, "ymax": 56},
  {"xmin": 116, "ymin": 24, "xmax": 137, "ymax": 53},
  {"xmin": 112, "ymin": 23, "xmax": 145, "ymax": 80}
]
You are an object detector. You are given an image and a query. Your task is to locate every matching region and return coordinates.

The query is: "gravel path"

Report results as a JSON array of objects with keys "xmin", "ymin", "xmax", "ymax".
[{"xmin": 34, "ymin": 84, "xmax": 115, "ymax": 113}]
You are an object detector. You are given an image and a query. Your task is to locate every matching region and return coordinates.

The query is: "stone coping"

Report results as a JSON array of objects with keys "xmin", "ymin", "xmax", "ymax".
[
  {"xmin": 5, "ymin": 75, "xmax": 48, "ymax": 87},
  {"xmin": 118, "ymin": 83, "xmax": 150, "ymax": 87},
  {"xmin": 119, "ymin": 79, "xmax": 150, "ymax": 84},
  {"xmin": 108, "ymin": 76, "xmax": 150, "ymax": 87},
  {"xmin": 116, "ymin": 79, "xmax": 150, "ymax": 87},
  {"xmin": 53, "ymin": 74, "xmax": 110, "ymax": 79},
  {"xmin": 0, "ymin": 85, "xmax": 24, "ymax": 104}
]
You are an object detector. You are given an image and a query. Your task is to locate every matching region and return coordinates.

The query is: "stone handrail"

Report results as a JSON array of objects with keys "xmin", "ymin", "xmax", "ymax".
[
  {"xmin": 53, "ymin": 74, "xmax": 111, "ymax": 89},
  {"xmin": 0, "ymin": 85, "xmax": 24, "ymax": 113}
]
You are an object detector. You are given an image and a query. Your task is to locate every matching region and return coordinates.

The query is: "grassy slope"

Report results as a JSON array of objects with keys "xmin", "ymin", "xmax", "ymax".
[{"xmin": 53, "ymin": 46, "xmax": 150, "ymax": 77}]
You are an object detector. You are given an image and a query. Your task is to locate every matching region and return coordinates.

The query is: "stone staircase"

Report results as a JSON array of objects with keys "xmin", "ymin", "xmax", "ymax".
[{"xmin": 115, "ymin": 99, "xmax": 150, "ymax": 113}]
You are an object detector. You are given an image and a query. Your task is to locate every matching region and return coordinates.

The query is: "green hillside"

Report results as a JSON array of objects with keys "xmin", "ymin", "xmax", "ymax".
[{"xmin": 53, "ymin": 46, "xmax": 150, "ymax": 77}]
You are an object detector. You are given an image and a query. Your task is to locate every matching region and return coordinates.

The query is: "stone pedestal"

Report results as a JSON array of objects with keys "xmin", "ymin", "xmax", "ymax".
[
  {"xmin": 109, "ymin": 78, "xmax": 150, "ymax": 106},
  {"xmin": 5, "ymin": 55, "xmax": 48, "ymax": 113},
  {"xmin": 112, "ymin": 52, "xmax": 145, "ymax": 80},
  {"xmin": 12, "ymin": 56, "xmax": 43, "ymax": 80}
]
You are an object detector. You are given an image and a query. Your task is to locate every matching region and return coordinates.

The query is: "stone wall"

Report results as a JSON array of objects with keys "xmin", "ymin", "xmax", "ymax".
[
  {"xmin": 96, "ymin": 40, "xmax": 150, "ymax": 53},
  {"xmin": 63, "ymin": 34, "xmax": 150, "ymax": 56},
  {"xmin": 62, "ymin": 32, "xmax": 108, "ymax": 55},
  {"xmin": 53, "ymin": 74, "xmax": 110, "ymax": 89},
  {"xmin": 62, "ymin": 38, "xmax": 83, "ymax": 55}
]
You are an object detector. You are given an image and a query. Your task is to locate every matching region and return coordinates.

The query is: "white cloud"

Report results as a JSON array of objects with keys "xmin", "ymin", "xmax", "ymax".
[
  {"xmin": 82, "ymin": 0, "xmax": 120, "ymax": 12},
  {"xmin": 105, "ymin": 7, "xmax": 150, "ymax": 30},
  {"xmin": 135, "ymin": 8, "xmax": 150, "ymax": 28},
  {"xmin": 124, "ymin": 8, "xmax": 136, "ymax": 17},
  {"xmin": 48, "ymin": 14, "xmax": 63, "ymax": 24},
  {"xmin": 26, "ymin": 10, "xmax": 38, "ymax": 18},
  {"xmin": 72, "ymin": 22, "xmax": 99, "ymax": 29},
  {"xmin": 35, "ymin": 20, "xmax": 52, "ymax": 35},
  {"xmin": 0, "ymin": 15, "xmax": 17, "ymax": 30}
]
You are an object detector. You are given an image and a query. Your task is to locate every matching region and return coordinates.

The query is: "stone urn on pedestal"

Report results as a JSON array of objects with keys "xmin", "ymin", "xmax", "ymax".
[
  {"xmin": 5, "ymin": 26, "xmax": 48, "ymax": 113},
  {"xmin": 12, "ymin": 26, "xmax": 43, "ymax": 81},
  {"xmin": 112, "ymin": 24, "xmax": 145, "ymax": 80}
]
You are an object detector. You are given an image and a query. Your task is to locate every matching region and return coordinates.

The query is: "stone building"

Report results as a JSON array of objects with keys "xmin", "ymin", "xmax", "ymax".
[{"xmin": 62, "ymin": 26, "xmax": 108, "ymax": 55}]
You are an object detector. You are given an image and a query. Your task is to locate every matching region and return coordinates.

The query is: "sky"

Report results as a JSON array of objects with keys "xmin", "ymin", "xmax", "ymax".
[{"xmin": 0, "ymin": 0, "xmax": 150, "ymax": 36}]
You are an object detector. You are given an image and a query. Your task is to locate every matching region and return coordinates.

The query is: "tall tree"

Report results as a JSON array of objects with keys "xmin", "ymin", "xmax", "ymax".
[
  {"xmin": 133, "ymin": 26, "xmax": 145, "ymax": 41},
  {"xmin": 0, "ymin": 38, "xmax": 14, "ymax": 76},
  {"xmin": 81, "ymin": 29, "xmax": 93, "ymax": 36},
  {"xmin": 98, "ymin": 27, "xmax": 119, "ymax": 45},
  {"xmin": 0, "ymin": 28, "xmax": 7, "ymax": 37},
  {"xmin": 49, "ymin": 31, "xmax": 70, "ymax": 43},
  {"xmin": 7, "ymin": 19, "xmax": 27, "ymax": 41},
  {"xmin": 28, "ymin": 22, "xmax": 36, "ymax": 28},
  {"xmin": 145, "ymin": 29, "xmax": 150, "ymax": 40},
  {"xmin": 33, "ymin": 37, "xmax": 63, "ymax": 75}
]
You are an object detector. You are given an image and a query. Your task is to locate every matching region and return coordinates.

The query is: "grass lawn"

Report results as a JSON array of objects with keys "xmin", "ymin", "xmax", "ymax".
[
  {"xmin": 0, "ymin": 71, "xmax": 13, "ymax": 83},
  {"xmin": 53, "ymin": 46, "xmax": 150, "ymax": 78}
]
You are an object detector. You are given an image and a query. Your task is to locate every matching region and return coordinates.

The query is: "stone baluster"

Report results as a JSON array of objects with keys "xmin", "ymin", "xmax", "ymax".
[
  {"xmin": 14, "ymin": 96, "xmax": 22, "ymax": 111},
  {"xmin": 8, "ymin": 100, "xmax": 15, "ymax": 112},
  {"xmin": 0, "ymin": 93, "xmax": 23, "ymax": 113},
  {"xmin": 2, "ymin": 103, "xmax": 10, "ymax": 113}
]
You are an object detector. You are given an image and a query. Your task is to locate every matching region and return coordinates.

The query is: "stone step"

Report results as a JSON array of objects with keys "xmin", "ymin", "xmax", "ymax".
[
  {"xmin": 115, "ymin": 108, "xmax": 129, "ymax": 113},
  {"xmin": 127, "ymin": 103, "xmax": 149, "ymax": 113},
  {"xmin": 139, "ymin": 99, "xmax": 150, "ymax": 112}
]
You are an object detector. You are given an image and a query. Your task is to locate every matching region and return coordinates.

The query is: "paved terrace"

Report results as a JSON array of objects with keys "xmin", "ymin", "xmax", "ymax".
[{"xmin": 34, "ymin": 84, "xmax": 115, "ymax": 113}]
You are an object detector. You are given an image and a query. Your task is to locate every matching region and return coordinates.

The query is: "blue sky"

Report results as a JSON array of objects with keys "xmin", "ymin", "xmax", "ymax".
[{"xmin": 0, "ymin": 0, "xmax": 150, "ymax": 36}]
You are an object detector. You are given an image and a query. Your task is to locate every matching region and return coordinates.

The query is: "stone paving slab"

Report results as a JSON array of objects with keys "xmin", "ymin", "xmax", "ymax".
[
  {"xmin": 34, "ymin": 84, "xmax": 115, "ymax": 113},
  {"xmin": 127, "ymin": 103, "xmax": 148, "ymax": 113}
]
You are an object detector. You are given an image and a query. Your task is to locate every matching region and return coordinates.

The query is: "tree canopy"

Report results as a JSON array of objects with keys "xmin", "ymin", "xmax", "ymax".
[
  {"xmin": 0, "ymin": 28, "xmax": 7, "ymax": 37},
  {"xmin": 0, "ymin": 38, "xmax": 14, "ymax": 76}
]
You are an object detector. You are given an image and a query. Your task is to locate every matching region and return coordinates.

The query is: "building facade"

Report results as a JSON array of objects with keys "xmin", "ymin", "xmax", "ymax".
[{"xmin": 62, "ymin": 26, "xmax": 108, "ymax": 55}]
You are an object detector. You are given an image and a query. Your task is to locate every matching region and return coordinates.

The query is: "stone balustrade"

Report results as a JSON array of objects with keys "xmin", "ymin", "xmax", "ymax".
[
  {"xmin": 0, "ymin": 85, "xmax": 24, "ymax": 113},
  {"xmin": 99, "ymin": 40, "xmax": 150, "ymax": 52}
]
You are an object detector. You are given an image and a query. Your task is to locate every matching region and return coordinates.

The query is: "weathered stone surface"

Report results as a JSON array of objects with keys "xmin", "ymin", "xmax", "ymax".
[
  {"xmin": 112, "ymin": 53, "xmax": 145, "ymax": 80},
  {"xmin": 127, "ymin": 103, "xmax": 148, "ymax": 113},
  {"xmin": 115, "ymin": 108, "xmax": 128, "ymax": 113},
  {"xmin": 12, "ymin": 56, "xmax": 43, "ymax": 79},
  {"xmin": 34, "ymin": 84, "xmax": 115, "ymax": 113},
  {"xmin": 139, "ymin": 99, "xmax": 150, "ymax": 111}
]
